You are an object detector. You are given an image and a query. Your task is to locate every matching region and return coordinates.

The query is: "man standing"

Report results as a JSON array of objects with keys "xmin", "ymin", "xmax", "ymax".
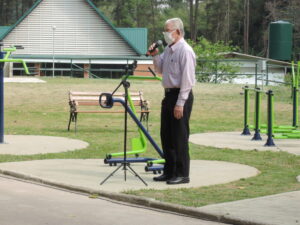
[{"xmin": 147, "ymin": 18, "xmax": 196, "ymax": 184}]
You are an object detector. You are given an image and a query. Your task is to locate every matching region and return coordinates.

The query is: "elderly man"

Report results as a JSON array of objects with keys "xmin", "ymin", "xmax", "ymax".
[{"xmin": 147, "ymin": 18, "xmax": 196, "ymax": 185}]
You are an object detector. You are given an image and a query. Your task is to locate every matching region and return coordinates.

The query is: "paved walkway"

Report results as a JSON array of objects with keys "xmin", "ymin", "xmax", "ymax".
[
  {"xmin": 198, "ymin": 191, "xmax": 300, "ymax": 225},
  {"xmin": 0, "ymin": 135, "xmax": 89, "ymax": 155},
  {"xmin": 4, "ymin": 77, "xmax": 46, "ymax": 83},
  {"xmin": 0, "ymin": 175, "xmax": 224, "ymax": 225},
  {"xmin": 190, "ymin": 132, "xmax": 300, "ymax": 155},
  {"xmin": 0, "ymin": 134, "xmax": 299, "ymax": 225}
]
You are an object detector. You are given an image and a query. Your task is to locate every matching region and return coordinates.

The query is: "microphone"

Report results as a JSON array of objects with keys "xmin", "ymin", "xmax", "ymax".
[{"xmin": 146, "ymin": 40, "xmax": 163, "ymax": 56}]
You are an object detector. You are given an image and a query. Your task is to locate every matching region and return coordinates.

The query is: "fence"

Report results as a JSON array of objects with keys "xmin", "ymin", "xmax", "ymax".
[
  {"xmin": 196, "ymin": 59, "xmax": 297, "ymax": 87},
  {"xmin": 10, "ymin": 58, "xmax": 299, "ymax": 86}
]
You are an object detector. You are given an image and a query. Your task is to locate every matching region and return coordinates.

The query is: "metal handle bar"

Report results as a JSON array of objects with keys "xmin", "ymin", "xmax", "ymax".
[
  {"xmin": 242, "ymin": 86, "xmax": 267, "ymax": 93},
  {"xmin": 99, "ymin": 93, "xmax": 113, "ymax": 108}
]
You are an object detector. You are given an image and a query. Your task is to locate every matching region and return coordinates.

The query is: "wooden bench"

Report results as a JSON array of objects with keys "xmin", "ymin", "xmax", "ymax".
[{"xmin": 67, "ymin": 91, "xmax": 150, "ymax": 131}]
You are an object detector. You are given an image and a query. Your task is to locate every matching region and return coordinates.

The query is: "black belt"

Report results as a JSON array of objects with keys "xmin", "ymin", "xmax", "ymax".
[{"xmin": 165, "ymin": 88, "xmax": 180, "ymax": 93}]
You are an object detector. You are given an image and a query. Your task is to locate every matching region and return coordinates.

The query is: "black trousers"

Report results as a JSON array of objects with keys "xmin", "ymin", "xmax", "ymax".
[{"xmin": 160, "ymin": 89, "xmax": 193, "ymax": 178}]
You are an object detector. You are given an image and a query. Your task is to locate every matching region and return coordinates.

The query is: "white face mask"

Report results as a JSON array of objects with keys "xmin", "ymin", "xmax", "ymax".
[{"xmin": 163, "ymin": 30, "xmax": 175, "ymax": 45}]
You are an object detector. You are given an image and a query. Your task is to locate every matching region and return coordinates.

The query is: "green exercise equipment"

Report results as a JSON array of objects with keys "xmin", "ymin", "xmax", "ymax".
[
  {"xmin": 104, "ymin": 72, "xmax": 165, "ymax": 172},
  {"xmin": 0, "ymin": 46, "xmax": 30, "ymax": 75}
]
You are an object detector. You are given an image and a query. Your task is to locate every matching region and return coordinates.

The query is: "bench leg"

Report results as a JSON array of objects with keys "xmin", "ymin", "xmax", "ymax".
[
  {"xmin": 146, "ymin": 112, "xmax": 149, "ymax": 131},
  {"xmin": 67, "ymin": 113, "xmax": 73, "ymax": 131},
  {"xmin": 140, "ymin": 112, "xmax": 149, "ymax": 131},
  {"xmin": 74, "ymin": 113, "xmax": 78, "ymax": 133},
  {"xmin": 67, "ymin": 112, "xmax": 77, "ymax": 132}
]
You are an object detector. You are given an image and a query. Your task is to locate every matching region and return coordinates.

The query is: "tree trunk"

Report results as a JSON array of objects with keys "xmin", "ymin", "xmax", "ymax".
[
  {"xmin": 136, "ymin": 0, "xmax": 140, "ymax": 27},
  {"xmin": 192, "ymin": 0, "xmax": 200, "ymax": 41},
  {"xmin": 226, "ymin": 0, "xmax": 230, "ymax": 43},
  {"xmin": 0, "ymin": 0, "xmax": 3, "ymax": 25},
  {"xmin": 15, "ymin": 0, "xmax": 19, "ymax": 21},
  {"xmin": 150, "ymin": 0, "xmax": 157, "ymax": 41},
  {"xmin": 22, "ymin": 0, "xmax": 26, "ymax": 14},
  {"xmin": 116, "ymin": 0, "xmax": 121, "ymax": 26},
  {"xmin": 5, "ymin": 0, "xmax": 10, "ymax": 25},
  {"xmin": 189, "ymin": 0, "xmax": 194, "ymax": 40},
  {"xmin": 243, "ymin": 0, "xmax": 249, "ymax": 53}
]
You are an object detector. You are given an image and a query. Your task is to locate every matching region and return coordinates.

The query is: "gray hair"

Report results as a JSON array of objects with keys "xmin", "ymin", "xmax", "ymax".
[{"xmin": 165, "ymin": 18, "xmax": 185, "ymax": 37}]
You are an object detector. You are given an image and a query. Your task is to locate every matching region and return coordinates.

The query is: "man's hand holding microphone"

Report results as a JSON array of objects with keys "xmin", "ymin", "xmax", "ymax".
[{"xmin": 146, "ymin": 40, "xmax": 163, "ymax": 57}]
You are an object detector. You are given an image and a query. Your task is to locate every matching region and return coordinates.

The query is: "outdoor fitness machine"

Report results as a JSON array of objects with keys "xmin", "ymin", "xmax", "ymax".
[
  {"xmin": 104, "ymin": 68, "xmax": 162, "ymax": 165},
  {"xmin": 271, "ymin": 61, "xmax": 300, "ymax": 139},
  {"xmin": 241, "ymin": 86, "xmax": 264, "ymax": 140},
  {"xmin": 100, "ymin": 63, "xmax": 165, "ymax": 185},
  {"xmin": 0, "ymin": 43, "xmax": 30, "ymax": 143},
  {"xmin": 103, "ymin": 67, "xmax": 165, "ymax": 173},
  {"xmin": 241, "ymin": 86, "xmax": 270, "ymax": 142},
  {"xmin": 241, "ymin": 61, "xmax": 300, "ymax": 146}
]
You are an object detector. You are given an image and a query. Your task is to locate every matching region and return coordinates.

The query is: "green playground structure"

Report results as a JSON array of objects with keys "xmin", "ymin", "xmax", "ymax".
[
  {"xmin": 0, "ymin": 44, "xmax": 30, "ymax": 143},
  {"xmin": 0, "ymin": 46, "xmax": 30, "ymax": 75},
  {"xmin": 241, "ymin": 61, "xmax": 300, "ymax": 146}
]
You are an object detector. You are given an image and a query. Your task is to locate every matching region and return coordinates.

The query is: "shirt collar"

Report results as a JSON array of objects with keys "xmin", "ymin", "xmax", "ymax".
[{"xmin": 169, "ymin": 38, "xmax": 184, "ymax": 52}]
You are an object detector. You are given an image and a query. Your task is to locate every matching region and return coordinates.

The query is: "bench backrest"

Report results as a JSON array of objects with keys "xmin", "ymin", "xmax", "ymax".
[{"xmin": 69, "ymin": 91, "xmax": 148, "ymax": 110}]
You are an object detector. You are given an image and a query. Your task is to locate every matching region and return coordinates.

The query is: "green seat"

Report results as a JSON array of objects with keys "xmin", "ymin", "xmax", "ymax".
[{"xmin": 106, "ymin": 130, "xmax": 147, "ymax": 158}]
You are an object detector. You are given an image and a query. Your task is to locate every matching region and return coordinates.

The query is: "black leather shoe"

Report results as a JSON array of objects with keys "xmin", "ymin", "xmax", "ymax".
[
  {"xmin": 153, "ymin": 174, "xmax": 170, "ymax": 182},
  {"xmin": 167, "ymin": 177, "xmax": 190, "ymax": 185}
]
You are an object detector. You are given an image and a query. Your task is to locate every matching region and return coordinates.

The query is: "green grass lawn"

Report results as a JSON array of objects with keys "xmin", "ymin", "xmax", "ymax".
[{"xmin": 2, "ymin": 77, "xmax": 300, "ymax": 207}]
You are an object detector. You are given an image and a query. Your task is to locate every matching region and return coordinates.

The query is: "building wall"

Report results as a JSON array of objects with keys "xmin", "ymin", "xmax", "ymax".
[
  {"xmin": 231, "ymin": 61, "xmax": 287, "ymax": 85},
  {"xmin": 3, "ymin": 0, "xmax": 137, "ymax": 56}
]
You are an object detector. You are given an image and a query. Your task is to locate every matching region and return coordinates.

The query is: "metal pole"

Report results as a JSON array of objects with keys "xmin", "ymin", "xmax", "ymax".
[
  {"xmin": 265, "ymin": 90, "xmax": 275, "ymax": 146},
  {"xmin": 0, "ymin": 45, "xmax": 4, "ymax": 143},
  {"xmin": 292, "ymin": 86, "xmax": 298, "ymax": 127},
  {"xmin": 252, "ymin": 88, "xmax": 262, "ymax": 140},
  {"xmin": 296, "ymin": 63, "xmax": 299, "ymax": 128},
  {"xmin": 52, "ymin": 25, "xmax": 56, "ymax": 78},
  {"xmin": 255, "ymin": 63, "xmax": 258, "ymax": 88},
  {"xmin": 89, "ymin": 58, "xmax": 91, "ymax": 78},
  {"xmin": 266, "ymin": 64, "xmax": 269, "ymax": 86},
  {"xmin": 70, "ymin": 59, "xmax": 73, "ymax": 77},
  {"xmin": 241, "ymin": 86, "xmax": 251, "ymax": 135},
  {"xmin": 215, "ymin": 60, "xmax": 218, "ymax": 84},
  {"xmin": 296, "ymin": 62, "xmax": 300, "ymax": 127}
]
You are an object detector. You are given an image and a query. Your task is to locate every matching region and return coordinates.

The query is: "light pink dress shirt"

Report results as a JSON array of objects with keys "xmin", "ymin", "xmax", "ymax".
[{"xmin": 153, "ymin": 38, "xmax": 196, "ymax": 106}]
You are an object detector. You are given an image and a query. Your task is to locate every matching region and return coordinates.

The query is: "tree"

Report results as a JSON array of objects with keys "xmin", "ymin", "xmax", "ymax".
[
  {"xmin": 189, "ymin": 37, "xmax": 240, "ymax": 83},
  {"xmin": 0, "ymin": 0, "xmax": 36, "ymax": 26},
  {"xmin": 1, "ymin": 0, "xmax": 299, "ymax": 60}
]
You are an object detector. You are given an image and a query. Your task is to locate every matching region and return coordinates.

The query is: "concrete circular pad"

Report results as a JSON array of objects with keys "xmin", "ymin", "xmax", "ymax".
[
  {"xmin": 4, "ymin": 77, "xmax": 46, "ymax": 83},
  {"xmin": 0, "ymin": 159, "xmax": 259, "ymax": 192},
  {"xmin": 0, "ymin": 135, "xmax": 89, "ymax": 155},
  {"xmin": 190, "ymin": 132, "xmax": 300, "ymax": 156}
]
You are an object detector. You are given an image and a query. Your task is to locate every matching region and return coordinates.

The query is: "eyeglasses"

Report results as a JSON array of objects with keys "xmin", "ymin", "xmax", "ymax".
[{"xmin": 162, "ymin": 30, "xmax": 176, "ymax": 35}]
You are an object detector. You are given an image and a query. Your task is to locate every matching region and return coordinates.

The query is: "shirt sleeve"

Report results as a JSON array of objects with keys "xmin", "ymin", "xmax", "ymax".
[
  {"xmin": 176, "ymin": 49, "xmax": 196, "ymax": 107},
  {"xmin": 153, "ymin": 53, "xmax": 164, "ymax": 74}
]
